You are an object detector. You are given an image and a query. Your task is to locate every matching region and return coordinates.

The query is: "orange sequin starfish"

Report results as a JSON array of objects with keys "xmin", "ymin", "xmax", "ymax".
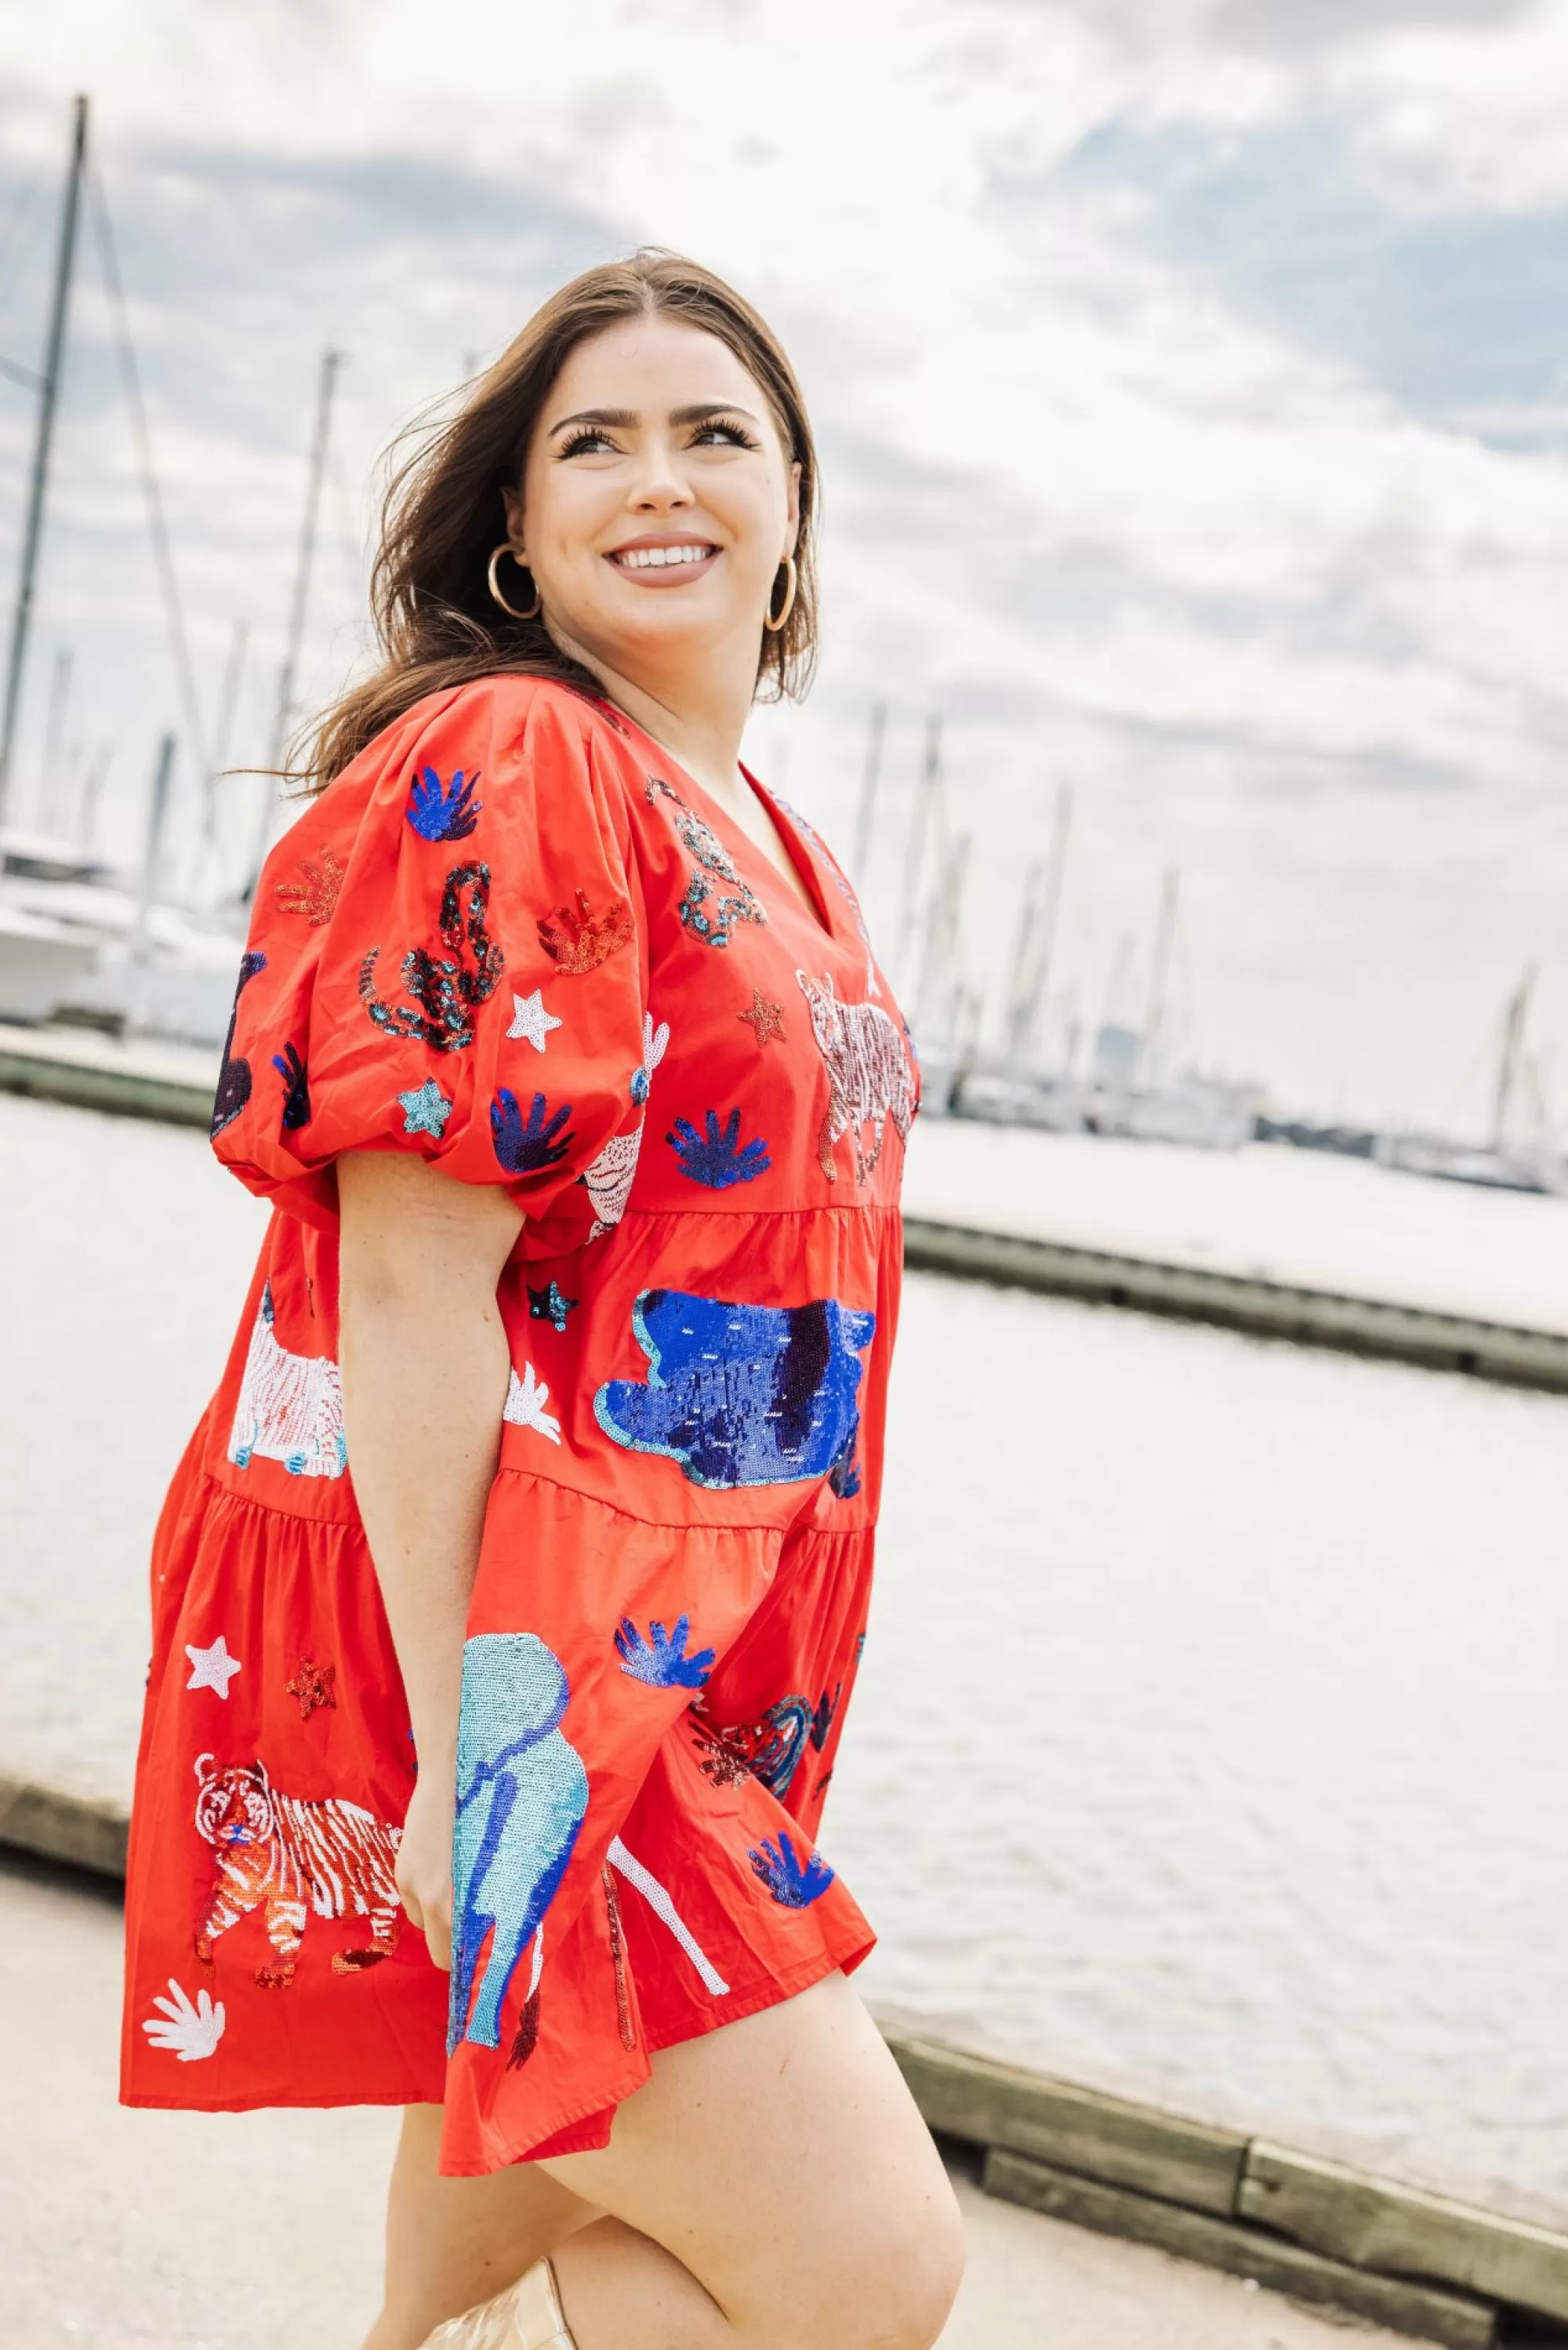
[
  {"xmin": 285, "ymin": 1657, "xmax": 337, "ymax": 1719},
  {"xmin": 739, "ymin": 987, "xmax": 785, "ymax": 1046}
]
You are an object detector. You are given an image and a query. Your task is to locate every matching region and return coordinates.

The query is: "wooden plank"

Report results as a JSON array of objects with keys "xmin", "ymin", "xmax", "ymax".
[
  {"xmin": 0, "ymin": 1044, "xmax": 211, "ymax": 1127},
  {"xmin": 901, "ymin": 1219, "xmax": 1568, "ymax": 1397},
  {"xmin": 1240, "ymin": 2140, "xmax": 1568, "ymax": 2326},
  {"xmin": 884, "ymin": 2031, "xmax": 1245, "ymax": 2217},
  {"xmin": 985, "ymin": 2148, "xmax": 1497, "ymax": 2350},
  {"xmin": 0, "ymin": 1775, "xmax": 129, "ymax": 1879}
]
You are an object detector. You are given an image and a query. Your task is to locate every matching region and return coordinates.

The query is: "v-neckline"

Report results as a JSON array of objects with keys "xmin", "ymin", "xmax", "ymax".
[{"xmin": 613, "ymin": 705, "xmax": 839, "ymax": 947}]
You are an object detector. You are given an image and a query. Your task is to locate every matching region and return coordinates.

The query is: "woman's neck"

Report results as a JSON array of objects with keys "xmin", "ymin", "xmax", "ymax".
[{"xmin": 548, "ymin": 627, "xmax": 756, "ymax": 810}]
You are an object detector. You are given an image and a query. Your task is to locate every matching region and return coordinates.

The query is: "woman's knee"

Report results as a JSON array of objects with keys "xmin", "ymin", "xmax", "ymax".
[{"xmin": 793, "ymin": 2167, "xmax": 967, "ymax": 2350}]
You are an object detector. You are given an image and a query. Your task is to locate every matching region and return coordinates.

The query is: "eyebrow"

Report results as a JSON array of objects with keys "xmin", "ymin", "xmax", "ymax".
[{"xmin": 546, "ymin": 401, "xmax": 763, "ymax": 436}]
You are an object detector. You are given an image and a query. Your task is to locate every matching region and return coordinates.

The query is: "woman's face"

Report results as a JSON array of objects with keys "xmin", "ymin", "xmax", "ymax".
[{"xmin": 506, "ymin": 314, "xmax": 800, "ymax": 692}]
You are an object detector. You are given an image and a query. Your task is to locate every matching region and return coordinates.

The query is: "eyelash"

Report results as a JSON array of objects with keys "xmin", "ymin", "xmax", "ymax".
[{"xmin": 554, "ymin": 416, "xmax": 760, "ymax": 459}]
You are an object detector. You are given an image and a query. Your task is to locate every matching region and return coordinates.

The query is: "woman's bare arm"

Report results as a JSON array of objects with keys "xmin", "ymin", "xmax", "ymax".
[{"xmin": 337, "ymin": 1149, "xmax": 524, "ymax": 1969}]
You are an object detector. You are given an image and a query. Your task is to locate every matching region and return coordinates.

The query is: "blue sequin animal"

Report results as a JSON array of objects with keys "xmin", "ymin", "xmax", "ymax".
[
  {"xmin": 666, "ymin": 1110, "xmax": 771, "ymax": 1190},
  {"xmin": 492, "ymin": 1088, "xmax": 575, "ymax": 1174},
  {"xmin": 594, "ymin": 1290, "xmax": 875, "ymax": 1491},
  {"xmin": 615, "ymin": 1615, "xmax": 716, "ymax": 1689},
  {"xmin": 210, "ymin": 951, "xmax": 267, "ymax": 1138},
  {"xmin": 748, "ymin": 1829, "xmax": 835, "ymax": 1909},
  {"xmin": 449, "ymin": 1632, "xmax": 589, "ymax": 2055},
  {"xmin": 406, "ymin": 765, "xmax": 482, "ymax": 842}
]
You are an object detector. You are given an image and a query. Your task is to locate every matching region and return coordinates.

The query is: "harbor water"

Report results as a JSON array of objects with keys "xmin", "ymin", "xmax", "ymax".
[{"xmin": 3, "ymin": 1091, "xmax": 1565, "ymax": 2220}]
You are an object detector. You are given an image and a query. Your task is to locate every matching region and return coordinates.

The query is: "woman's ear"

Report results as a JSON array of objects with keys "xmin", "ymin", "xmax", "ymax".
[
  {"xmin": 783, "ymin": 459, "xmax": 802, "ymax": 561},
  {"xmin": 501, "ymin": 484, "xmax": 525, "ymax": 552}
]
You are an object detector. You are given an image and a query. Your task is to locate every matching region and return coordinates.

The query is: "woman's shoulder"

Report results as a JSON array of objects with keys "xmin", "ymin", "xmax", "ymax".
[{"xmin": 328, "ymin": 670, "xmax": 634, "ymax": 805}]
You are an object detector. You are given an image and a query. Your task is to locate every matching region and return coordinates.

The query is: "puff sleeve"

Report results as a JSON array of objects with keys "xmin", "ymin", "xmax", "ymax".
[{"xmin": 212, "ymin": 678, "xmax": 648, "ymax": 1243}]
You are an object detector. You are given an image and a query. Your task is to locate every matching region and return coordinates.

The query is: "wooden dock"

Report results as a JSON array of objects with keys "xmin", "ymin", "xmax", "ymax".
[{"xmin": 5, "ymin": 1774, "xmax": 1565, "ymax": 2348}]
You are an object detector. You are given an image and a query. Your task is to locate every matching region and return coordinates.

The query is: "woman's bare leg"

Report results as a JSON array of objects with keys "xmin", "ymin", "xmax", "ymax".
[
  {"xmin": 362, "ymin": 2105, "xmax": 601, "ymax": 2350},
  {"xmin": 539, "ymin": 1970, "xmax": 964, "ymax": 2350}
]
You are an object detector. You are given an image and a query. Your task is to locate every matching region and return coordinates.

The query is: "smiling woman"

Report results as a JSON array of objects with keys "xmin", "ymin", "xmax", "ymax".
[{"xmin": 118, "ymin": 252, "xmax": 960, "ymax": 2350}]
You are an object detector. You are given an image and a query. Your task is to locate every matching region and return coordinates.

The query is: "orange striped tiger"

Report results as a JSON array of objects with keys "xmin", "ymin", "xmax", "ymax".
[{"xmin": 192, "ymin": 1756, "xmax": 402, "ymax": 1989}]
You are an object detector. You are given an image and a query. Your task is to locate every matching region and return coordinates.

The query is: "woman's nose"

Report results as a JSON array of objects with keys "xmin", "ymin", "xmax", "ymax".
[{"xmin": 630, "ymin": 442, "xmax": 695, "ymax": 511}]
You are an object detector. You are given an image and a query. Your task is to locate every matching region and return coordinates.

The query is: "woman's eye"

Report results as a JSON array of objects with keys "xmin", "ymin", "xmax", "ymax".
[
  {"xmin": 692, "ymin": 420, "xmax": 760, "ymax": 449},
  {"xmin": 557, "ymin": 429, "xmax": 618, "ymax": 458}
]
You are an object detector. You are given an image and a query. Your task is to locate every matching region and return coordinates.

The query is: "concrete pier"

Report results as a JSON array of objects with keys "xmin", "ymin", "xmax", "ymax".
[{"xmin": 5, "ymin": 1847, "xmax": 1432, "ymax": 2350}]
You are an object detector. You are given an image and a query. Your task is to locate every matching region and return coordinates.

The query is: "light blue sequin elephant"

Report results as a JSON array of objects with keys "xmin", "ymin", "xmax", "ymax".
[{"xmin": 448, "ymin": 1632, "xmax": 590, "ymax": 2056}]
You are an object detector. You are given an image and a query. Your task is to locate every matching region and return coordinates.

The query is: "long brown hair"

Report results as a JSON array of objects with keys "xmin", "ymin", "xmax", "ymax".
[{"xmin": 303, "ymin": 250, "xmax": 819, "ymax": 792}]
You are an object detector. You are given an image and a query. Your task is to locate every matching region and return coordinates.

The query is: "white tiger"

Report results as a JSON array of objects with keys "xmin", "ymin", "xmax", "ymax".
[
  {"xmin": 796, "ymin": 969, "xmax": 916, "ymax": 1184},
  {"xmin": 192, "ymin": 1755, "xmax": 401, "ymax": 1989},
  {"xmin": 227, "ymin": 1282, "xmax": 347, "ymax": 1478}
]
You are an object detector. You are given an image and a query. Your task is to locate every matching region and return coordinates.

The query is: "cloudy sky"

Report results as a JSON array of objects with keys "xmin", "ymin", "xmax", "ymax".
[{"xmin": 3, "ymin": 0, "xmax": 1568, "ymax": 1128}]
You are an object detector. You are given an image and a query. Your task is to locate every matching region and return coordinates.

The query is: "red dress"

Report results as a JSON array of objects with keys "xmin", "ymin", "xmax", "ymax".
[{"xmin": 118, "ymin": 675, "xmax": 917, "ymax": 2174}]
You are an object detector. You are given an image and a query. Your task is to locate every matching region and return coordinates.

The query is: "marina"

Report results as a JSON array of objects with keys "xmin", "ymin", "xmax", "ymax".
[{"xmin": 4, "ymin": 1083, "xmax": 1566, "ymax": 2228}]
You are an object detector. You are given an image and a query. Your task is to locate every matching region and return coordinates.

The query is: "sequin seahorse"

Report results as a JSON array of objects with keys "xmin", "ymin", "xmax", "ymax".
[{"xmin": 358, "ymin": 862, "xmax": 504, "ymax": 1052}]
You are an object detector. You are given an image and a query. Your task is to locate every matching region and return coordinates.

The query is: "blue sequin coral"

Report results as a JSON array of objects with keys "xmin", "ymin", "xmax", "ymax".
[
  {"xmin": 593, "ymin": 1290, "xmax": 875, "ymax": 1491},
  {"xmin": 450, "ymin": 1632, "xmax": 589, "ymax": 2054},
  {"xmin": 748, "ymin": 1829, "xmax": 834, "ymax": 1909},
  {"xmin": 666, "ymin": 1110, "xmax": 771, "ymax": 1190},
  {"xmin": 406, "ymin": 765, "xmax": 482, "ymax": 842},
  {"xmin": 615, "ymin": 1614, "xmax": 716, "ymax": 1689},
  {"xmin": 491, "ymin": 1088, "xmax": 575, "ymax": 1174}
]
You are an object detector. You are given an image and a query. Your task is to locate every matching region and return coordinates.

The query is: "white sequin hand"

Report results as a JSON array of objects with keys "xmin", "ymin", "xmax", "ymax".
[{"xmin": 142, "ymin": 1978, "xmax": 226, "ymax": 2061}]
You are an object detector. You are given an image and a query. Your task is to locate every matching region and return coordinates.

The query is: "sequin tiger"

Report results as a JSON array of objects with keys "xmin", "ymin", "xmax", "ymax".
[
  {"xmin": 795, "ymin": 968, "xmax": 916, "ymax": 1184},
  {"xmin": 192, "ymin": 1756, "xmax": 403, "ymax": 1989}
]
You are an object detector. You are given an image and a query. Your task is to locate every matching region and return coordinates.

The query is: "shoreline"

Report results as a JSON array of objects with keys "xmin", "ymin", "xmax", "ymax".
[{"xmin": 5, "ymin": 1022, "xmax": 1568, "ymax": 1397}]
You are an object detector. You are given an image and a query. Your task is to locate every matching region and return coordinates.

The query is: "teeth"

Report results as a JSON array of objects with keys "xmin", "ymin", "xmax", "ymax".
[{"xmin": 616, "ymin": 544, "xmax": 712, "ymax": 570}]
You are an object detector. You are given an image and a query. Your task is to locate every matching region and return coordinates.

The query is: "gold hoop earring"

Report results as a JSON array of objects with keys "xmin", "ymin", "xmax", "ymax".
[
  {"xmin": 763, "ymin": 555, "xmax": 797, "ymax": 634},
  {"xmin": 488, "ymin": 542, "xmax": 541, "ymax": 621}
]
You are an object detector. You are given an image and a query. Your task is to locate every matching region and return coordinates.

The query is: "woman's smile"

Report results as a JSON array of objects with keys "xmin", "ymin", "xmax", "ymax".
[{"xmin": 606, "ymin": 532, "xmax": 722, "ymax": 583}]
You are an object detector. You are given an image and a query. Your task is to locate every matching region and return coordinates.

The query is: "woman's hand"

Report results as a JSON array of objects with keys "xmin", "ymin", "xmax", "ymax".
[{"xmin": 397, "ymin": 1763, "xmax": 457, "ymax": 1973}]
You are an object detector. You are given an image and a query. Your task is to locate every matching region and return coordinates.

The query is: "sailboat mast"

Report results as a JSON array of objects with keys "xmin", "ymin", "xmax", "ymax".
[
  {"xmin": 0, "ymin": 93, "xmax": 89, "ymax": 832},
  {"xmin": 849, "ymin": 700, "xmax": 886, "ymax": 886},
  {"xmin": 246, "ymin": 347, "xmax": 341, "ymax": 888},
  {"xmin": 1491, "ymin": 963, "xmax": 1537, "ymax": 1152},
  {"xmin": 1141, "ymin": 865, "xmax": 1179, "ymax": 1086}
]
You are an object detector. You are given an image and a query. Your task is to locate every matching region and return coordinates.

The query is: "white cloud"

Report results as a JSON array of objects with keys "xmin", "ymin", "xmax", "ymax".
[{"xmin": 2, "ymin": 0, "xmax": 1566, "ymax": 1128}]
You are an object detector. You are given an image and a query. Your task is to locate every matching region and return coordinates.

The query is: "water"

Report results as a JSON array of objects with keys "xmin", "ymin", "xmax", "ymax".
[{"xmin": 3, "ymin": 1092, "xmax": 1566, "ymax": 2220}]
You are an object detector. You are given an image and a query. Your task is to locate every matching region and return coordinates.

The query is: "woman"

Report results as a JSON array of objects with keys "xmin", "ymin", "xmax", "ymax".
[{"xmin": 121, "ymin": 252, "xmax": 962, "ymax": 2350}]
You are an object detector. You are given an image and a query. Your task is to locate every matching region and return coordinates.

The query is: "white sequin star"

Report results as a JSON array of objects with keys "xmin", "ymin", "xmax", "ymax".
[
  {"xmin": 507, "ymin": 990, "xmax": 563, "ymax": 1052},
  {"xmin": 184, "ymin": 1634, "xmax": 242, "ymax": 1698}
]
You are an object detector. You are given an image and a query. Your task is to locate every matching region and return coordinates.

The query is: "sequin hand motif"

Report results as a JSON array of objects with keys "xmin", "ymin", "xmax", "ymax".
[
  {"xmin": 614, "ymin": 1614, "xmax": 716, "ymax": 1690},
  {"xmin": 594, "ymin": 1291, "xmax": 875, "ymax": 1491},
  {"xmin": 747, "ymin": 1829, "xmax": 835, "ymax": 1909},
  {"xmin": 271, "ymin": 1043, "xmax": 310, "ymax": 1131},
  {"xmin": 491, "ymin": 1088, "xmax": 575, "ymax": 1175},
  {"xmin": 210, "ymin": 950, "xmax": 267, "ymax": 1139},
  {"xmin": 274, "ymin": 847, "xmax": 345, "ymax": 928},
  {"xmin": 666, "ymin": 1110, "xmax": 771, "ymax": 1190},
  {"xmin": 358, "ymin": 863, "xmax": 503, "ymax": 1052},
  {"xmin": 536, "ymin": 888, "xmax": 636, "ymax": 974},
  {"xmin": 644, "ymin": 775, "xmax": 764, "ymax": 948},
  {"xmin": 630, "ymin": 1012, "xmax": 670, "ymax": 1106},
  {"xmin": 450, "ymin": 1633, "xmax": 589, "ymax": 2054},
  {"xmin": 405, "ymin": 765, "xmax": 482, "ymax": 842}
]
